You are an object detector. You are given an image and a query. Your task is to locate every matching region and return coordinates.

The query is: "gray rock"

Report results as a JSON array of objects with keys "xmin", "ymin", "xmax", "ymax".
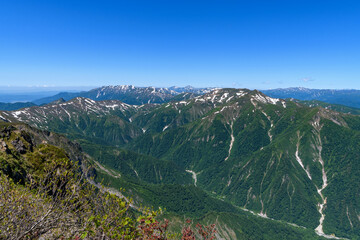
[
  {"xmin": 0, "ymin": 140, "xmax": 7, "ymax": 152},
  {"xmin": 11, "ymin": 139, "xmax": 27, "ymax": 154}
]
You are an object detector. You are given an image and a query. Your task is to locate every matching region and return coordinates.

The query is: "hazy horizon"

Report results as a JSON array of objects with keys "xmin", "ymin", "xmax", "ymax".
[{"xmin": 1, "ymin": 85, "xmax": 360, "ymax": 94}]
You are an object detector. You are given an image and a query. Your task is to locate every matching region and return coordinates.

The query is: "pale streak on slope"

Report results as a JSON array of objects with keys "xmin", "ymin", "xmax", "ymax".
[
  {"xmin": 242, "ymin": 205, "xmax": 348, "ymax": 239},
  {"xmin": 94, "ymin": 160, "xmax": 121, "ymax": 178},
  {"xmin": 314, "ymin": 129, "xmax": 330, "ymax": 237},
  {"xmin": 244, "ymin": 187, "xmax": 252, "ymax": 209},
  {"xmin": 60, "ymin": 105, "xmax": 71, "ymax": 120},
  {"xmin": 225, "ymin": 122, "xmax": 234, "ymax": 161},
  {"xmin": 133, "ymin": 169, "xmax": 139, "ymax": 178},
  {"xmin": 242, "ymin": 207, "xmax": 306, "ymax": 227},
  {"xmin": 186, "ymin": 170, "xmax": 197, "ymax": 186},
  {"xmin": 261, "ymin": 110, "xmax": 273, "ymax": 142},
  {"xmin": 346, "ymin": 207, "xmax": 353, "ymax": 229},
  {"xmin": 227, "ymin": 176, "xmax": 232, "ymax": 187},
  {"xmin": 312, "ymin": 119, "xmax": 343, "ymax": 239},
  {"xmin": 295, "ymin": 131, "xmax": 312, "ymax": 180},
  {"xmin": 259, "ymin": 156, "xmax": 275, "ymax": 218},
  {"xmin": 250, "ymin": 98, "xmax": 274, "ymax": 142},
  {"xmin": 0, "ymin": 115, "xmax": 7, "ymax": 122},
  {"xmin": 86, "ymin": 161, "xmax": 140, "ymax": 211},
  {"xmin": 87, "ymin": 179, "xmax": 140, "ymax": 211}
]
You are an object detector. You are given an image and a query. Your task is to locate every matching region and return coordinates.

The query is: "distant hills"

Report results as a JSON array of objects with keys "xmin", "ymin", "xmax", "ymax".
[
  {"xmin": 263, "ymin": 87, "xmax": 360, "ymax": 108},
  {"xmin": 0, "ymin": 102, "xmax": 36, "ymax": 111}
]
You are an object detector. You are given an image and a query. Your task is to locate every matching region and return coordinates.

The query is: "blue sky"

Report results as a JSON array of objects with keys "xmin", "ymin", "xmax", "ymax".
[{"xmin": 0, "ymin": 0, "xmax": 360, "ymax": 89}]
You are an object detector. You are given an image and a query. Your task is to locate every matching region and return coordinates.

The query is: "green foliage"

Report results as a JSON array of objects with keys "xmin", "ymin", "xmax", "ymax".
[
  {"xmin": 46, "ymin": 111, "xmax": 140, "ymax": 146},
  {"xmin": 0, "ymin": 124, "xmax": 165, "ymax": 239},
  {"xmin": 319, "ymin": 119, "xmax": 360, "ymax": 238},
  {"xmin": 96, "ymin": 170, "xmax": 328, "ymax": 240},
  {"xmin": 162, "ymin": 211, "xmax": 327, "ymax": 240},
  {"xmin": 81, "ymin": 141, "xmax": 192, "ymax": 185},
  {"xmin": 95, "ymin": 170, "xmax": 234, "ymax": 217}
]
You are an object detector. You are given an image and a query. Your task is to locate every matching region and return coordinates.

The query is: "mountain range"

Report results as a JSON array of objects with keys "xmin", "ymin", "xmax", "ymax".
[
  {"xmin": 0, "ymin": 101, "xmax": 36, "ymax": 111},
  {"xmin": 2, "ymin": 86, "xmax": 360, "ymax": 115},
  {"xmin": 1, "ymin": 87, "xmax": 359, "ymax": 239},
  {"xmin": 31, "ymin": 85, "xmax": 214, "ymax": 106},
  {"xmin": 263, "ymin": 87, "xmax": 360, "ymax": 109}
]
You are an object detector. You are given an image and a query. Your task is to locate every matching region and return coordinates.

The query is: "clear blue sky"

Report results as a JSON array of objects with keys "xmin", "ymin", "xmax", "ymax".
[{"xmin": 1, "ymin": 0, "xmax": 360, "ymax": 89}]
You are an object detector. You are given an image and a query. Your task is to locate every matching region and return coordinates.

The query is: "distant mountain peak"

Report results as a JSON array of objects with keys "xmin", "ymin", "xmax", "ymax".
[
  {"xmin": 168, "ymin": 86, "xmax": 216, "ymax": 94},
  {"xmin": 48, "ymin": 98, "xmax": 66, "ymax": 105},
  {"xmin": 103, "ymin": 85, "xmax": 136, "ymax": 90},
  {"xmin": 190, "ymin": 88, "xmax": 286, "ymax": 108}
]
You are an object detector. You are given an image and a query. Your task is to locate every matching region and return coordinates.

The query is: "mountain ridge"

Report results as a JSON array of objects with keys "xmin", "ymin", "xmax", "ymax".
[
  {"xmin": 262, "ymin": 87, "xmax": 360, "ymax": 108},
  {"xmin": 1, "ymin": 88, "xmax": 359, "ymax": 239}
]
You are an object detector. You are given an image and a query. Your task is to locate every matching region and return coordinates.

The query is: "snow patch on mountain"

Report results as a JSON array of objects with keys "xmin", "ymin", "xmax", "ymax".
[
  {"xmin": 186, "ymin": 170, "xmax": 198, "ymax": 186},
  {"xmin": 252, "ymin": 93, "xmax": 280, "ymax": 105},
  {"xmin": 225, "ymin": 122, "xmax": 234, "ymax": 161},
  {"xmin": 295, "ymin": 132, "xmax": 312, "ymax": 180}
]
